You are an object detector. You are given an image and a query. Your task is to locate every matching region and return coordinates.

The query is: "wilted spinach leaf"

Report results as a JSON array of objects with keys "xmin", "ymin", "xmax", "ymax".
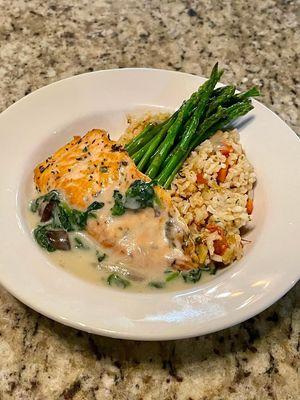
[
  {"xmin": 74, "ymin": 237, "xmax": 89, "ymax": 249},
  {"xmin": 86, "ymin": 201, "xmax": 104, "ymax": 212},
  {"xmin": 110, "ymin": 180, "xmax": 156, "ymax": 216},
  {"xmin": 107, "ymin": 273, "xmax": 130, "ymax": 288},
  {"xmin": 33, "ymin": 225, "xmax": 56, "ymax": 252},
  {"xmin": 31, "ymin": 190, "xmax": 105, "ymax": 252},
  {"xmin": 182, "ymin": 268, "xmax": 202, "ymax": 283},
  {"xmin": 30, "ymin": 190, "xmax": 60, "ymax": 213},
  {"xmin": 124, "ymin": 180, "xmax": 155, "ymax": 210},
  {"xmin": 165, "ymin": 270, "xmax": 180, "ymax": 282},
  {"xmin": 111, "ymin": 190, "xmax": 125, "ymax": 216},
  {"xmin": 148, "ymin": 281, "xmax": 166, "ymax": 289}
]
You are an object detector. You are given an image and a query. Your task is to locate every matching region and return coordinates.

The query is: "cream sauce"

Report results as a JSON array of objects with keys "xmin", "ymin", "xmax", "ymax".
[
  {"xmin": 26, "ymin": 194, "xmax": 214, "ymax": 292},
  {"xmin": 86, "ymin": 185, "xmax": 190, "ymax": 280}
]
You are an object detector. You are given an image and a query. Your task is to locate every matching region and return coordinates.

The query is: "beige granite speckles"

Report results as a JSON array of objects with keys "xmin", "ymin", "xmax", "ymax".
[
  {"xmin": 0, "ymin": 287, "xmax": 299, "ymax": 399},
  {"xmin": 0, "ymin": 1, "xmax": 299, "ymax": 399}
]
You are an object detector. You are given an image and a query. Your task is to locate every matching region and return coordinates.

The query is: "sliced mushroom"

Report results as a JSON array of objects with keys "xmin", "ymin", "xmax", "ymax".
[
  {"xmin": 40, "ymin": 201, "xmax": 55, "ymax": 222},
  {"xmin": 46, "ymin": 229, "xmax": 71, "ymax": 251}
]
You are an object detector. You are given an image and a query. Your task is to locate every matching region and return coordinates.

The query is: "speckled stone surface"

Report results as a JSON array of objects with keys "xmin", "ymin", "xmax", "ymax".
[{"xmin": 0, "ymin": 1, "xmax": 299, "ymax": 399}]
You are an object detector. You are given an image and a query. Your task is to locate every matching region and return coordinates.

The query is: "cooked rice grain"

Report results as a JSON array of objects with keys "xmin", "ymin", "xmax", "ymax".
[{"xmin": 170, "ymin": 129, "xmax": 256, "ymax": 265}]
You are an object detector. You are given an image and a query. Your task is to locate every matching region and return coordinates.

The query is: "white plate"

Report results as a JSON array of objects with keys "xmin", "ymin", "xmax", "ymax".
[{"xmin": 0, "ymin": 69, "xmax": 299, "ymax": 340}]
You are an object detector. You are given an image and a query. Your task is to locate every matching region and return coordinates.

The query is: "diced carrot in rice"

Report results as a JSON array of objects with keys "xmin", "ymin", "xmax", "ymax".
[
  {"xmin": 246, "ymin": 198, "xmax": 253, "ymax": 214},
  {"xmin": 217, "ymin": 160, "xmax": 229, "ymax": 183},
  {"xmin": 220, "ymin": 144, "xmax": 233, "ymax": 157},
  {"xmin": 196, "ymin": 172, "xmax": 208, "ymax": 185}
]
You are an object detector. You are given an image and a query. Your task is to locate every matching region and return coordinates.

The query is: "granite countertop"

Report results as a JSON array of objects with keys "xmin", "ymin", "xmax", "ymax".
[{"xmin": 0, "ymin": 1, "xmax": 299, "ymax": 399}]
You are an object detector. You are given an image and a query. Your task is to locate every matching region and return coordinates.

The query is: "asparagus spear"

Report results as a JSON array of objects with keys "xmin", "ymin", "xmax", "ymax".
[
  {"xmin": 191, "ymin": 100, "xmax": 254, "ymax": 149},
  {"xmin": 235, "ymin": 86, "xmax": 260, "ymax": 101},
  {"xmin": 131, "ymin": 113, "xmax": 179, "ymax": 166},
  {"xmin": 137, "ymin": 132, "xmax": 165, "ymax": 171},
  {"xmin": 212, "ymin": 85, "xmax": 259, "ymax": 102},
  {"xmin": 211, "ymin": 86, "xmax": 228, "ymax": 98},
  {"xmin": 146, "ymin": 63, "xmax": 223, "ymax": 179},
  {"xmin": 126, "ymin": 123, "xmax": 162, "ymax": 156},
  {"xmin": 161, "ymin": 100, "xmax": 254, "ymax": 188},
  {"xmin": 206, "ymin": 85, "xmax": 235, "ymax": 115},
  {"xmin": 131, "ymin": 143, "xmax": 149, "ymax": 164},
  {"xmin": 125, "ymin": 63, "xmax": 259, "ymax": 188},
  {"xmin": 156, "ymin": 107, "xmax": 226, "ymax": 186}
]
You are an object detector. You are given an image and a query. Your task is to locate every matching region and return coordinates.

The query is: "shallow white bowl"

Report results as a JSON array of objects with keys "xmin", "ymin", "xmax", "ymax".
[{"xmin": 0, "ymin": 68, "xmax": 299, "ymax": 340}]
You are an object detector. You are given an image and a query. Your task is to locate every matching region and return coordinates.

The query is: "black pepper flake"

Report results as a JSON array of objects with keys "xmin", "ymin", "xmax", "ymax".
[
  {"xmin": 68, "ymin": 168, "xmax": 71, "ymax": 172},
  {"xmin": 92, "ymin": 139, "xmax": 96, "ymax": 144},
  {"xmin": 76, "ymin": 157, "xmax": 82, "ymax": 161},
  {"xmin": 111, "ymin": 144, "xmax": 124, "ymax": 152},
  {"xmin": 39, "ymin": 165, "xmax": 49, "ymax": 173},
  {"xmin": 121, "ymin": 160, "xmax": 128, "ymax": 166}
]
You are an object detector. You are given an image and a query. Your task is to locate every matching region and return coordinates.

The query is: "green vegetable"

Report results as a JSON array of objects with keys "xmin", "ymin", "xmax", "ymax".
[
  {"xmin": 127, "ymin": 64, "xmax": 259, "ymax": 187},
  {"xmin": 52, "ymin": 202, "xmax": 73, "ymax": 231},
  {"xmin": 157, "ymin": 107, "xmax": 226, "ymax": 187},
  {"xmin": 51, "ymin": 200, "xmax": 104, "ymax": 231},
  {"xmin": 148, "ymin": 281, "xmax": 166, "ymax": 289},
  {"xmin": 31, "ymin": 190, "xmax": 104, "ymax": 231},
  {"xmin": 33, "ymin": 225, "xmax": 56, "ymax": 252},
  {"xmin": 30, "ymin": 190, "xmax": 60, "ymax": 213},
  {"xmin": 182, "ymin": 268, "xmax": 202, "ymax": 283},
  {"xmin": 126, "ymin": 123, "xmax": 161, "ymax": 156},
  {"xmin": 111, "ymin": 180, "xmax": 155, "ymax": 216},
  {"xmin": 136, "ymin": 131, "xmax": 165, "ymax": 171},
  {"xmin": 96, "ymin": 250, "xmax": 106, "ymax": 262},
  {"xmin": 74, "ymin": 237, "xmax": 89, "ymax": 249},
  {"xmin": 107, "ymin": 273, "xmax": 130, "ymax": 288},
  {"xmin": 31, "ymin": 190, "xmax": 105, "ymax": 252},
  {"xmin": 86, "ymin": 201, "xmax": 104, "ymax": 212},
  {"xmin": 124, "ymin": 180, "xmax": 155, "ymax": 209},
  {"xmin": 206, "ymin": 85, "xmax": 235, "ymax": 115},
  {"xmin": 162, "ymin": 100, "xmax": 254, "ymax": 189},
  {"xmin": 100, "ymin": 166, "xmax": 108, "ymax": 173},
  {"xmin": 236, "ymin": 86, "xmax": 260, "ymax": 101},
  {"xmin": 202, "ymin": 264, "xmax": 217, "ymax": 275},
  {"xmin": 111, "ymin": 190, "xmax": 125, "ymax": 216},
  {"xmin": 165, "ymin": 270, "xmax": 180, "ymax": 282},
  {"xmin": 145, "ymin": 63, "xmax": 222, "ymax": 179}
]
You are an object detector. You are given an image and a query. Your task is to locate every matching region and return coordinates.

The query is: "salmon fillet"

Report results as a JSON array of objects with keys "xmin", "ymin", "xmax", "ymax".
[
  {"xmin": 34, "ymin": 129, "xmax": 148, "ymax": 209},
  {"xmin": 34, "ymin": 129, "xmax": 195, "ymax": 272}
]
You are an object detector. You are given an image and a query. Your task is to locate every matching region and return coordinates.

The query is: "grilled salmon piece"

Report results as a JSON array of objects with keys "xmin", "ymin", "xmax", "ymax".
[
  {"xmin": 34, "ymin": 129, "xmax": 195, "ymax": 273},
  {"xmin": 34, "ymin": 129, "xmax": 146, "ymax": 210}
]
